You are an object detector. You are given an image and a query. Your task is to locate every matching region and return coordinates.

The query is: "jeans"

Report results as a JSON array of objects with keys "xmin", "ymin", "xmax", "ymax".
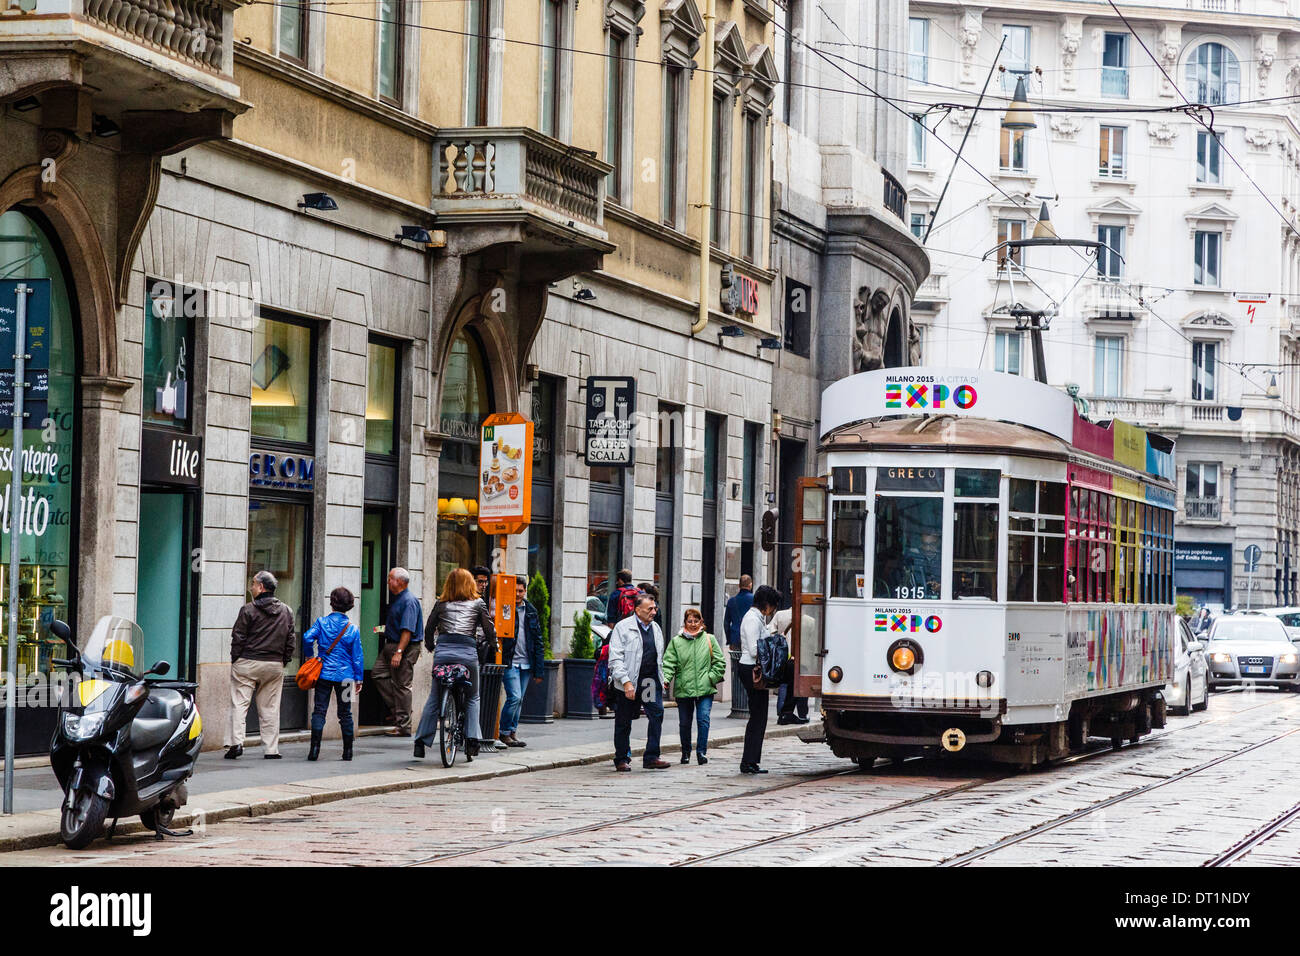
[
  {"xmin": 414, "ymin": 644, "xmax": 480, "ymax": 748},
  {"xmin": 739, "ymin": 664, "xmax": 768, "ymax": 767},
  {"xmin": 500, "ymin": 665, "xmax": 528, "ymax": 737},
  {"xmin": 777, "ymin": 680, "xmax": 808, "ymax": 719},
  {"xmin": 613, "ymin": 675, "xmax": 663, "ymax": 767},
  {"xmin": 676, "ymin": 695, "xmax": 714, "ymax": 757},
  {"xmin": 311, "ymin": 679, "xmax": 355, "ymax": 736}
]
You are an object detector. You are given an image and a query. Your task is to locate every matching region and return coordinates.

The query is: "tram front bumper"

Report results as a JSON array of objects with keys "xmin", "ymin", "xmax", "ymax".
[{"xmin": 824, "ymin": 703, "xmax": 1003, "ymax": 748}]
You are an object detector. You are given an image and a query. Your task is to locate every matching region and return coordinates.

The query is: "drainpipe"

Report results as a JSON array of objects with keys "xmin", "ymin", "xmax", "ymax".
[{"xmin": 692, "ymin": 0, "xmax": 717, "ymax": 336}]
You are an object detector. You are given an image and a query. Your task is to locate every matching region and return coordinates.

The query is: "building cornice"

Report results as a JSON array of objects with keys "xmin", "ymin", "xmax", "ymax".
[{"xmin": 909, "ymin": 1, "xmax": 1300, "ymax": 33}]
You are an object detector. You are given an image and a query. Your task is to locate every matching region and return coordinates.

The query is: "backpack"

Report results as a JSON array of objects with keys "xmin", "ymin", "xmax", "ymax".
[
  {"xmin": 614, "ymin": 585, "xmax": 639, "ymax": 622},
  {"xmin": 756, "ymin": 631, "xmax": 791, "ymax": 688}
]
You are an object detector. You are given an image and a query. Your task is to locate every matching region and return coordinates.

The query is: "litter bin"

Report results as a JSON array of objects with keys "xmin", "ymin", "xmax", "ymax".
[
  {"xmin": 478, "ymin": 663, "xmax": 506, "ymax": 742},
  {"xmin": 727, "ymin": 649, "xmax": 749, "ymax": 720}
]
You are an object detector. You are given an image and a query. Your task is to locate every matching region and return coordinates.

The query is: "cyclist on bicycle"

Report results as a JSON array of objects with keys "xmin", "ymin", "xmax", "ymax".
[{"xmin": 414, "ymin": 568, "xmax": 498, "ymax": 759}]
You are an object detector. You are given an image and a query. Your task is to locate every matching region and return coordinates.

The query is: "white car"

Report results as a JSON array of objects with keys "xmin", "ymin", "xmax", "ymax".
[
  {"xmin": 1165, "ymin": 617, "xmax": 1208, "ymax": 715},
  {"xmin": 1256, "ymin": 606, "xmax": 1300, "ymax": 643},
  {"xmin": 1205, "ymin": 614, "xmax": 1300, "ymax": 691}
]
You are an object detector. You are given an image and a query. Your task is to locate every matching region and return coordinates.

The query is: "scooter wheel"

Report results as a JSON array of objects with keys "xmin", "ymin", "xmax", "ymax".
[
  {"xmin": 61, "ymin": 791, "xmax": 108, "ymax": 850},
  {"xmin": 140, "ymin": 806, "xmax": 175, "ymax": 832}
]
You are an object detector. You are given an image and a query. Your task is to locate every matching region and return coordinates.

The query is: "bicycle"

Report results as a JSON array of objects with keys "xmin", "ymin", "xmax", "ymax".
[{"xmin": 431, "ymin": 663, "xmax": 474, "ymax": 767}]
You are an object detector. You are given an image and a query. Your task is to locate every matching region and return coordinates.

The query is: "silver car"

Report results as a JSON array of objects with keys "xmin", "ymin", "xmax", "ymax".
[
  {"xmin": 1205, "ymin": 614, "xmax": 1300, "ymax": 691},
  {"xmin": 1166, "ymin": 617, "xmax": 1209, "ymax": 714}
]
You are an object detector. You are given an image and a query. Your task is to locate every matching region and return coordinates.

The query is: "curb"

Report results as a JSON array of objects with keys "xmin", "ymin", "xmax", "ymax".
[{"xmin": 0, "ymin": 722, "xmax": 818, "ymax": 852}]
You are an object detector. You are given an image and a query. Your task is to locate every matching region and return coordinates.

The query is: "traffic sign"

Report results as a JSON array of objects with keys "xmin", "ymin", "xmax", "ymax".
[{"xmin": 1244, "ymin": 544, "xmax": 1262, "ymax": 573}]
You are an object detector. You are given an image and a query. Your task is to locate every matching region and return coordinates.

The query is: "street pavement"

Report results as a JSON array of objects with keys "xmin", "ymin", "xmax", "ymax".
[{"xmin": 4, "ymin": 687, "xmax": 1299, "ymax": 865}]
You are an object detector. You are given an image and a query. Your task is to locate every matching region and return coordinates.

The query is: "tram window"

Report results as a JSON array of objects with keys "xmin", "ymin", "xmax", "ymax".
[
  {"xmin": 1038, "ymin": 536, "xmax": 1065, "ymax": 602},
  {"xmin": 1007, "ymin": 478, "xmax": 1067, "ymax": 603},
  {"xmin": 1009, "ymin": 478, "xmax": 1036, "ymax": 513},
  {"xmin": 955, "ymin": 468, "xmax": 999, "ymax": 498},
  {"xmin": 832, "ymin": 467, "xmax": 866, "ymax": 495},
  {"xmin": 954, "ymin": 502, "xmax": 998, "ymax": 599},
  {"xmin": 830, "ymin": 500, "xmax": 868, "ymax": 598},
  {"xmin": 873, "ymin": 495, "xmax": 943, "ymax": 600},
  {"xmin": 1008, "ymin": 534, "xmax": 1034, "ymax": 601}
]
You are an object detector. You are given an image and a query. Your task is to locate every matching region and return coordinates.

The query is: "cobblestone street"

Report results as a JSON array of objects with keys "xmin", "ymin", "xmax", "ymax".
[{"xmin": 6, "ymin": 688, "xmax": 1299, "ymax": 866}]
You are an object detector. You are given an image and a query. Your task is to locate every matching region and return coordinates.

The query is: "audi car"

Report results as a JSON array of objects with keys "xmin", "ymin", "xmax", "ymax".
[{"xmin": 1205, "ymin": 614, "xmax": 1300, "ymax": 691}]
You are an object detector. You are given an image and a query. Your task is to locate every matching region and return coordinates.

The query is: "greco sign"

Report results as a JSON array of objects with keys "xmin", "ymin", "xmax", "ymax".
[{"xmin": 584, "ymin": 376, "xmax": 636, "ymax": 467}]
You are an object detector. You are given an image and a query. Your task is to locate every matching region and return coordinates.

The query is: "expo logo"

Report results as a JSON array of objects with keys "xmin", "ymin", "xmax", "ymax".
[
  {"xmin": 885, "ymin": 383, "xmax": 977, "ymax": 410},
  {"xmin": 875, "ymin": 614, "xmax": 943, "ymax": 633}
]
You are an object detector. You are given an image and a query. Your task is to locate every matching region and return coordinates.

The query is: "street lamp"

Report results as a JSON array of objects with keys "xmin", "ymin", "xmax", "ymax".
[
  {"xmin": 1001, "ymin": 75, "xmax": 1037, "ymax": 131},
  {"xmin": 1031, "ymin": 201, "xmax": 1058, "ymax": 240},
  {"xmin": 1268, "ymin": 373, "xmax": 1281, "ymax": 399}
]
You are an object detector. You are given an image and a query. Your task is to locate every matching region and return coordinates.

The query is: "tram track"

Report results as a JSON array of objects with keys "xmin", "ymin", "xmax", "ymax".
[
  {"xmin": 405, "ymin": 691, "xmax": 1283, "ymax": 866},
  {"xmin": 1203, "ymin": 800, "xmax": 1300, "ymax": 867},
  {"xmin": 940, "ymin": 721, "xmax": 1300, "ymax": 867}
]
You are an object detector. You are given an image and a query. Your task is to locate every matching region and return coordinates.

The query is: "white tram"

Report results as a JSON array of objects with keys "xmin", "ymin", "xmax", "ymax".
[{"xmin": 791, "ymin": 368, "xmax": 1178, "ymax": 767}]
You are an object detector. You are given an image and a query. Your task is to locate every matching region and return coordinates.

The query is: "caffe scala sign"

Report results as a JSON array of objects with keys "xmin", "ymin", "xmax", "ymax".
[{"xmin": 141, "ymin": 428, "xmax": 203, "ymax": 487}]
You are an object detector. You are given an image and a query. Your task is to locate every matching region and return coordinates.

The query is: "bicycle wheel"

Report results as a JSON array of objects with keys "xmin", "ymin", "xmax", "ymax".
[{"xmin": 439, "ymin": 686, "xmax": 459, "ymax": 767}]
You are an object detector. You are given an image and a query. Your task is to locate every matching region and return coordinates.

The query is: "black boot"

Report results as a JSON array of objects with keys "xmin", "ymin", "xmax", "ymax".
[
  {"xmin": 307, "ymin": 730, "xmax": 322, "ymax": 762},
  {"xmin": 341, "ymin": 734, "xmax": 353, "ymax": 761}
]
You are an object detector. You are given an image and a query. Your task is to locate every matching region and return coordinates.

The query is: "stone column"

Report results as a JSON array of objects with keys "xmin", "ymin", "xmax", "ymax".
[{"xmin": 76, "ymin": 375, "xmax": 132, "ymax": 630}]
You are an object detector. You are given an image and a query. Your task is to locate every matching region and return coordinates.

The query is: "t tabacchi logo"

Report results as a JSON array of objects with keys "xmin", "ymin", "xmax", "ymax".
[{"xmin": 49, "ymin": 886, "xmax": 152, "ymax": 937}]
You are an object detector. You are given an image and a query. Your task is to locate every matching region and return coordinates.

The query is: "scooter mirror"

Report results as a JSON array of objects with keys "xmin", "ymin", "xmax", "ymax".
[
  {"xmin": 50, "ymin": 620, "xmax": 76, "ymax": 653},
  {"xmin": 146, "ymin": 661, "xmax": 171, "ymax": 677}
]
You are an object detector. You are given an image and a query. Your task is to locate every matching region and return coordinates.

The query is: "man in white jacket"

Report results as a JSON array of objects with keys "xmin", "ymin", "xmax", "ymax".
[
  {"xmin": 737, "ymin": 585, "xmax": 781, "ymax": 773},
  {"xmin": 607, "ymin": 592, "xmax": 671, "ymax": 771}
]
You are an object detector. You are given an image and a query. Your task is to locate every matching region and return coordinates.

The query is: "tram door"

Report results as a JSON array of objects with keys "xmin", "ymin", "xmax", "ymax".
[{"xmin": 792, "ymin": 477, "xmax": 828, "ymax": 698}]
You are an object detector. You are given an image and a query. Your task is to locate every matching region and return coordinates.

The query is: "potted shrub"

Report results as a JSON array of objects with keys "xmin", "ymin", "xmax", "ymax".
[
  {"xmin": 521, "ymin": 572, "xmax": 559, "ymax": 723},
  {"xmin": 564, "ymin": 609, "xmax": 598, "ymax": 718}
]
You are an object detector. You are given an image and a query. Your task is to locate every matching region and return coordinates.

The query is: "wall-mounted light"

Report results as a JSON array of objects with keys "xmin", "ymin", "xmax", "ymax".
[
  {"xmin": 298, "ymin": 192, "xmax": 338, "ymax": 212},
  {"xmin": 730, "ymin": 481, "xmax": 740, "ymax": 499},
  {"xmin": 758, "ymin": 337, "xmax": 782, "ymax": 350},
  {"xmin": 719, "ymin": 325, "xmax": 745, "ymax": 337},
  {"xmin": 395, "ymin": 225, "xmax": 432, "ymax": 244}
]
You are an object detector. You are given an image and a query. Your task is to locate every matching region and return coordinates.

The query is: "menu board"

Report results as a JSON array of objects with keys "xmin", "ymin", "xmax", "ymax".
[{"xmin": 478, "ymin": 413, "xmax": 534, "ymax": 533}]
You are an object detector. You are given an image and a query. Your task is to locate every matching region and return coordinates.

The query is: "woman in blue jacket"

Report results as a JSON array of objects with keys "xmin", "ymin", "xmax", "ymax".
[{"xmin": 303, "ymin": 586, "xmax": 365, "ymax": 761}]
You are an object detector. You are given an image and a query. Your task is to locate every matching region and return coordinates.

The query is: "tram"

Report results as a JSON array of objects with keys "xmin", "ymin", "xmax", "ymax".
[{"xmin": 791, "ymin": 367, "xmax": 1177, "ymax": 767}]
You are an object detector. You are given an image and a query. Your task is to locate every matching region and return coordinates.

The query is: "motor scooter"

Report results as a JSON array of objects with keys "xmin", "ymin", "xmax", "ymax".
[{"xmin": 49, "ymin": 616, "xmax": 203, "ymax": 849}]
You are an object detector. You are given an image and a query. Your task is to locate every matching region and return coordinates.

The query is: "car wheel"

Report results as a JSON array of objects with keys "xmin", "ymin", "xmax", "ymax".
[
  {"xmin": 1194, "ymin": 678, "xmax": 1209, "ymax": 711},
  {"xmin": 1176, "ymin": 677, "xmax": 1192, "ymax": 716}
]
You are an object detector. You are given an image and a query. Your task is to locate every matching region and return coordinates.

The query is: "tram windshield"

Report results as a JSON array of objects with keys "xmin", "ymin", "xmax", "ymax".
[{"xmin": 873, "ymin": 497, "xmax": 942, "ymax": 601}]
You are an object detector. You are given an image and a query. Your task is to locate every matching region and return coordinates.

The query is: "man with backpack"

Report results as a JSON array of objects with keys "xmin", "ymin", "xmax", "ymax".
[{"xmin": 605, "ymin": 569, "xmax": 639, "ymax": 626}]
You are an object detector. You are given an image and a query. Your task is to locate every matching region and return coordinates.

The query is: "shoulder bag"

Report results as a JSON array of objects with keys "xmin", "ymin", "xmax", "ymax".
[{"xmin": 296, "ymin": 626, "xmax": 346, "ymax": 690}]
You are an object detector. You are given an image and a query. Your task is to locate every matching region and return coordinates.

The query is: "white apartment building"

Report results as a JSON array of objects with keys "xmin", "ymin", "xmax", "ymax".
[{"xmin": 907, "ymin": 0, "xmax": 1300, "ymax": 611}]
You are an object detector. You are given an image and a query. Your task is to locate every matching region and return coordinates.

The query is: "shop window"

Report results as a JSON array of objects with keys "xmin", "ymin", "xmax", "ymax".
[
  {"xmin": 1007, "ymin": 478, "xmax": 1066, "ymax": 602},
  {"xmin": 654, "ymin": 534, "xmax": 673, "ymax": 624},
  {"xmin": 143, "ymin": 278, "xmax": 197, "ymax": 431},
  {"xmin": 0, "ymin": 210, "xmax": 77, "ymax": 721},
  {"xmin": 366, "ymin": 338, "xmax": 398, "ymax": 456},
  {"xmin": 530, "ymin": 375, "xmax": 557, "ymax": 481},
  {"xmin": 251, "ymin": 314, "xmax": 314, "ymax": 445},
  {"xmin": 439, "ymin": 328, "xmax": 493, "ymax": 468},
  {"xmin": 703, "ymin": 413, "xmax": 722, "ymax": 502},
  {"xmin": 587, "ymin": 529, "xmax": 622, "ymax": 605},
  {"xmin": 247, "ymin": 499, "xmax": 309, "ymax": 650}
]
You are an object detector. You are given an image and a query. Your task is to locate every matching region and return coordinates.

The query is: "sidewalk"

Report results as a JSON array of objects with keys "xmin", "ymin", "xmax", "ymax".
[{"xmin": 0, "ymin": 702, "xmax": 819, "ymax": 851}]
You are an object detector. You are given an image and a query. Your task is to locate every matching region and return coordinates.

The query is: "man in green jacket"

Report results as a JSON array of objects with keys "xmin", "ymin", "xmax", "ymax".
[{"xmin": 662, "ymin": 608, "xmax": 727, "ymax": 765}]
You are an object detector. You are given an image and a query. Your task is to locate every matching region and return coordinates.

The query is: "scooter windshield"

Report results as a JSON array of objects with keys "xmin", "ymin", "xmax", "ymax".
[{"xmin": 80, "ymin": 616, "xmax": 144, "ymax": 678}]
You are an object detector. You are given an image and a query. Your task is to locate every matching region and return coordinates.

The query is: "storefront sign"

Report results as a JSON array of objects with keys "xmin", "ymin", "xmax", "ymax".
[
  {"xmin": 142, "ymin": 428, "xmax": 203, "ymax": 487},
  {"xmin": 478, "ymin": 412, "xmax": 534, "ymax": 534},
  {"xmin": 1175, "ymin": 544, "xmax": 1230, "ymax": 569},
  {"xmin": 584, "ymin": 376, "xmax": 636, "ymax": 466},
  {"xmin": 723, "ymin": 274, "xmax": 761, "ymax": 317},
  {"xmin": 249, "ymin": 451, "xmax": 315, "ymax": 492},
  {"xmin": 820, "ymin": 367, "xmax": 1076, "ymax": 443}
]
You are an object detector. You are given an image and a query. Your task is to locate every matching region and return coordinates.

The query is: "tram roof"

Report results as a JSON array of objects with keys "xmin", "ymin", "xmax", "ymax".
[{"xmin": 820, "ymin": 367, "xmax": 1175, "ymax": 483}]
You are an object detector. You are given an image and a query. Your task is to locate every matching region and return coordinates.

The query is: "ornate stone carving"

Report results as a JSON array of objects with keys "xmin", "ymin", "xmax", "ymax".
[
  {"xmin": 1059, "ymin": 18, "xmax": 1082, "ymax": 92},
  {"xmin": 1148, "ymin": 121, "xmax": 1178, "ymax": 148},
  {"xmin": 853, "ymin": 286, "xmax": 888, "ymax": 372},
  {"xmin": 1246, "ymin": 129, "xmax": 1275, "ymax": 152},
  {"xmin": 1157, "ymin": 25, "xmax": 1181, "ymax": 98},
  {"xmin": 1050, "ymin": 113, "xmax": 1082, "ymax": 140},
  {"xmin": 1257, "ymin": 33, "xmax": 1278, "ymax": 96},
  {"xmin": 959, "ymin": 9, "xmax": 982, "ymax": 84},
  {"xmin": 908, "ymin": 319, "xmax": 922, "ymax": 365}
]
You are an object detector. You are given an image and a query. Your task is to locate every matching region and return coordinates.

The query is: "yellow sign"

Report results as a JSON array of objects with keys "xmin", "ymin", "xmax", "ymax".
[{"xmin": 1112, "ymin": 420, "xmax": 1147, "ymax": 471}]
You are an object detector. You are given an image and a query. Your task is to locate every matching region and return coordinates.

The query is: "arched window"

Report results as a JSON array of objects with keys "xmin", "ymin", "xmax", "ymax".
[
  {"xmin": 1185, "ymin": 42, "xmax": 1239, "ymax": 106},
  {"xmin": 439, "ymin": 327, "xmax": 493, "ymax": 443}
]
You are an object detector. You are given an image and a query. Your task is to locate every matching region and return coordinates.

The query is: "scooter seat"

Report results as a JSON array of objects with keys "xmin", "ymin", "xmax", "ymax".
[
  {"xmin": 130, "ymin": 717, "xmax": 175, "ymax": 750},
  {"xmin": 137, "ymin": 689, "xmax": 187, "ymax": 724}
]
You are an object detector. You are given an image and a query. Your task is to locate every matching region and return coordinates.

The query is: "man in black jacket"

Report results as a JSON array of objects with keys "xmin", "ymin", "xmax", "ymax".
[{"xmin": 225, "ymin": 570, "xmax": 295, "ymax": 759}]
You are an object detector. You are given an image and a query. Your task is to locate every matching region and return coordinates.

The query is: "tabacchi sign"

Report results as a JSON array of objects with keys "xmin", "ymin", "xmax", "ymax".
[{"xmin": 584, "ymin": 376, "xmax": 636, "ymax": 467}]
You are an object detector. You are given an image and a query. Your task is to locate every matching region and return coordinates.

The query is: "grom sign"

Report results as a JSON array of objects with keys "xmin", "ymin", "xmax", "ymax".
[{"xmin": 584, "ymin": 376, "xmax": 636, "ymax": 467}]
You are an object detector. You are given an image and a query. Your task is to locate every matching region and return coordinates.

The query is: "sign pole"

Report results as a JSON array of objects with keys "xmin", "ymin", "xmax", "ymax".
[{"xmin": 4, "ymin": 283, "xmax": 28, "ymax": 815}]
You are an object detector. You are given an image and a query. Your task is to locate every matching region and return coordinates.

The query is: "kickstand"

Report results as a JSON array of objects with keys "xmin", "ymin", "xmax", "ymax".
[
  {"xmin": 154, "ymin": 824, "xmax": 194, "ymax": 840},
  {"xmin": 106, "ymin": 818, "xmax": 118, "ymax": 841}
]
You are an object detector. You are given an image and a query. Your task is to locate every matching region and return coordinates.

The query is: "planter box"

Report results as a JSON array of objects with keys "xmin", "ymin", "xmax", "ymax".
[
  {"xmin": 521, "ymin": 659, "xmax": 560, "ymax": 724},
  {"xmin": 563, "ymin": 658, "xmax": 598, "ymax": 718}
]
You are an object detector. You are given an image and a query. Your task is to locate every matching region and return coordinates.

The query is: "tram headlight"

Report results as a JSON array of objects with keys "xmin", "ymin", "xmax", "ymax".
[
  {"xmin": 886, "ymin": 639, "xmax": 922, "ymax": 675},
  {"xmin": 976, "ymin": 670, "xmax": 995, "ymax": 688},
  {"xmin": 828, "ymin": 666, "xmax": 843, "ymax": 684}
]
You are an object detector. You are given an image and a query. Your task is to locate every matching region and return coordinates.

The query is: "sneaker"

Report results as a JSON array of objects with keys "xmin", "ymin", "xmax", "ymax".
[
  {"xmin": 263, "ymin": 753, "xmax": 282, "ymax": 760},
  {"xmin": 223, "ymin": 745, "xmax": 243, "ymax": 760},
  {"xmin": 614, "ymin": 762, "xmax": 631, "ymax": 772},
  {"xmin": 643, "ymin": 759, "xmax": 671, "ymax": 770}
]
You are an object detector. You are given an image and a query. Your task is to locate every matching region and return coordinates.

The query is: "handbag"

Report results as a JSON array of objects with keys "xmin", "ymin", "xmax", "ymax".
[{"xmin": 296, "ymin": 627, "xmax": 347, "ymax": 690}]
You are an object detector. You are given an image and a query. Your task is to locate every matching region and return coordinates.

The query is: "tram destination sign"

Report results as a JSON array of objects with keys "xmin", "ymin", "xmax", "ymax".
[
  {"xmin": 820, "ymin": 367, "xmax": 1076, "ymax": 443},
  {"xmin": 584, "ymin": 376, "xmax": 636, "ymax": 467}
]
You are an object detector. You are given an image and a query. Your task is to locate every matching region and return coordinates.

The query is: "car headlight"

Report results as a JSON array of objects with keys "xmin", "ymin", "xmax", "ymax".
[
  {"xmin": 1282, "ymin": 653, "xmax": 1299, "ymax": 665},
  {"xmin": 62, "ymin": 712, "xmax": 106, "ymax": 742},
  {"xmin": 1211, "ymin": 652, "xmax": 1232, "ymax": 663}
]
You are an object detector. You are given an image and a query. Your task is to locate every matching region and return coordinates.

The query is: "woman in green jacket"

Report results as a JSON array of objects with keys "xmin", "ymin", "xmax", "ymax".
[{"xmin": 663, "ymin": 607, "xmax": 727, "ymax": 764}]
